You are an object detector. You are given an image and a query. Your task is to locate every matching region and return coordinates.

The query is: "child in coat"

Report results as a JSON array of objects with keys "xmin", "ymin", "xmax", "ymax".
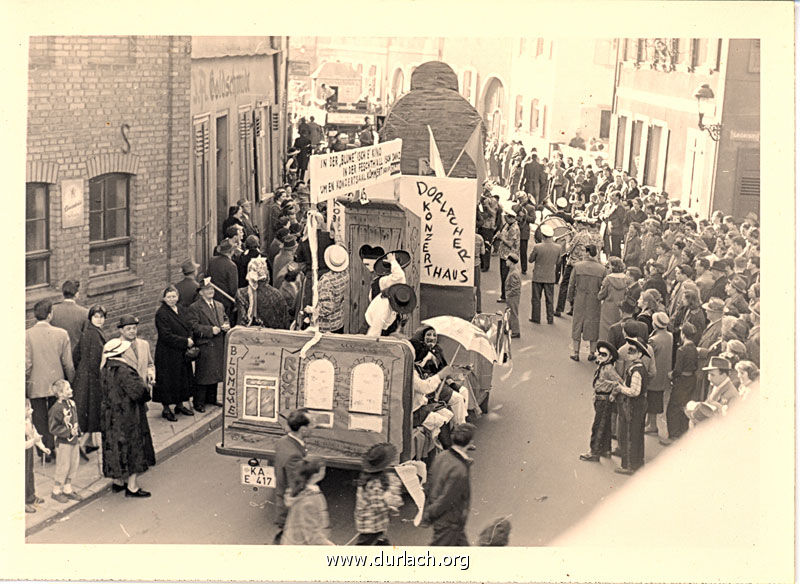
[
  {"xmin": 282, "ymin": 459, "xmax": 334, "ymax": 545},
  {"xmin": 25, "ymin": 398, "xmax": 50, "ymax": 513},
  {"xmin": 579, "ymin": 341, "xmax": 624, "ymax": 462},
  {"xmin": 48, "ymin": 380, "xmax": 82, "ymax": 503}
]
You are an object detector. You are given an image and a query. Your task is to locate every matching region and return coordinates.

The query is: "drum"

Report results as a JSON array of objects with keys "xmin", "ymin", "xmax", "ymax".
[{"xmin": 540, "ymin": 215, "xmax": 575, "ymax": 246}]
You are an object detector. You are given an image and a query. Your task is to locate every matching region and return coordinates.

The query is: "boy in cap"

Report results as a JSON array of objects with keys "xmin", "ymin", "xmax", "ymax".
[{"xmin": 504, "ymin": 253, "xmax": 521, "ymax": 338}]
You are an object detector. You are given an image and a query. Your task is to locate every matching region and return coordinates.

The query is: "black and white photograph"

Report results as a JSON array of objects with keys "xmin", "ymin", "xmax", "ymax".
[{"xmin": 4, "ymin": 1, "xmax": 795, "ymax": 583}]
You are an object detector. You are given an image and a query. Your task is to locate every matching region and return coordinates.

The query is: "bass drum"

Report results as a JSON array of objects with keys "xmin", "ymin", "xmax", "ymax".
[{"xmin": 539, "ymin": 215, "xmax": 575, "ymax": 248}]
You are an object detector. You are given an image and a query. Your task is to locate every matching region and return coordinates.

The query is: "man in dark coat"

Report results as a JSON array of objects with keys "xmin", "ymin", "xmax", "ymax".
[
  {"xmin": 519, "ymin": 153, "xmax": 547, "ymax": 205},
  {"xmin": 606, "ymin": 299, "xmax": 648, "ymax": 349},
  {"xmin": 237, "ymin": 199, "xmax": 260, "ymax": 241},
  {"xmin": 175, "ymin": 260, "xmax": 201, "ymax": 308},
  {"xmin": 99, "ymin": 337, "xmax": 156, "ymax": 497},
  {"xmin": 50, "ymin": 280, "xmax": 88, "ymax": 351},
  {"xmin": 642, "ymin": 260, "xmax": 669, "ymax": 305},
  {"xmin": 707, "ymin": 259, "xmax": 730, "ymax": 300},
  {"xmin": 292, "ymin": 134, "xmax": 312, "ymax": 181},
  {"xmin": 422, "ymin": 423, "xmax": 475, "ymax": 546},
  {"xmin": 604, "ymin": 192, "xmax": 627, "ymax": 258},
  {"xmin": 528, "ymin": 224, "xmax": 562, "ymax": 324},
  {"xmin": 207, "ymin": 239, "xmax": 239, "ymax": 323},
  {"xmin": 273, "ymin": 409, "xmax": 311, "ymax": 544},
  {"xmin": 187, "ymin": 280, "xmax": 230, "ymax": 410}
]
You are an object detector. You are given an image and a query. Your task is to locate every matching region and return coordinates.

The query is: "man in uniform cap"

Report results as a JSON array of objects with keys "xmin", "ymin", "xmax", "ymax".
[
  {"xmin": 175, "ymin": 260, "xmax": 201, "ymax": 308},
  {"xmin": 528, "ymin": 223, "xmax": 562, "ymax": 325}
]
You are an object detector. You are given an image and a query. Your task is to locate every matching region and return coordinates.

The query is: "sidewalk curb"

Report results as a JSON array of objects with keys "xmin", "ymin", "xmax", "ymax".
[{"xmin": 25, "ymin": 410, "xmax": 223, "ymax": 538}]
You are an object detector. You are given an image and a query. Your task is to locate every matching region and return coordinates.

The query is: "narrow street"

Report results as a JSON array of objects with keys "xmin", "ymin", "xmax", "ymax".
[{"xmin": 29, "ymin": 261, "xmax": 669, "ymax": 546}]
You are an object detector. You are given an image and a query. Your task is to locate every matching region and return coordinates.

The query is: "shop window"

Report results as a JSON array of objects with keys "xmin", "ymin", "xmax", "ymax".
[
  {"xmin": 304, "ymin": 359, "xmax": 335, "ymax": 428},
  {"xmin": 25, "ymin": 183, "xmax": 50, "ymax": 288},
  {"xmin": 89, "ymin": 173, "xmax": 130, "ymax": 275},
  {"xmin": 242, "ymin": 375, "xmax": 278, "ymax": 422}
]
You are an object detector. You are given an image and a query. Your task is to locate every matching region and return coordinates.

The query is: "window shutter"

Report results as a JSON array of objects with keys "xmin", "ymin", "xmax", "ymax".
[
  {"xmin": 748, "ymin": 39, "xmax": 760, "ymax": 73},
  {"xmin": 238, "ymin": 107, "xmax": 254, "ymax": 202},
  {"xmin": 271, "ymin": 107, "xmax": 281, "ymax": 190},
  {"xmin": 737, "ymin": 149, "xmax": 760, "ymax": 198},
  {"xmin": 657, "ymin": 127, "xmax": 670, "ymax": 191}
]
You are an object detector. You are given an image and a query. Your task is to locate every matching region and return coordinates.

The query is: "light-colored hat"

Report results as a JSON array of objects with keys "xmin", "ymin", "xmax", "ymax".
[
  {"xmin": 556, "ymin": 197, "xmax": 568, "ymax": 209},
  {"xmin": 702, "ymin": 356, "xmax": 732, "ymax": 372},
  {"xmin": 702, "ymin": 297, "xmax": 725, "ymax": 313},
  {"xmin": 540, "ymin": 224, "xmax": 554, "ymax": 238},
  {"xmin": 246, "ymin": 257, "xmax": 269, "ymax": 283},
  {"xmin": 324, "ymin": 244, "xmax": 349, "ymax": 272},
  {"xmin": 652, "ymin": 311, "xmax": 670, "ymax": 329}
]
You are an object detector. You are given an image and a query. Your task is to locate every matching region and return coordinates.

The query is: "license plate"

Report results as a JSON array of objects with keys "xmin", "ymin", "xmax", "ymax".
[{"xmin": 241, "ymin": 463, "xmax": 276, "ymax": 488}]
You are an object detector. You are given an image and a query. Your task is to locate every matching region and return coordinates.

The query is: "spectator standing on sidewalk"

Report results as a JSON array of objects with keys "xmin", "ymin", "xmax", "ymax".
[
  {"xmin": 25, "ymin": 398, "xmax": 49, "ymax": 513},
  {"xmin": 26, "ymin": 300, "xmax": 75, "ymax": 461},
  {"xmin": 48, "ymin": 380, "xmax": 83, "ymax": 503},
  {"xmin": 422, "ymin": 422, "xmax": 476, "ymax": 546},
  {"xmin": 187, "ymin": 280, "xmax": 230, "ymax": 411},
  {"xmin": 50, "ymin": 280, "xmax": 88, "ymax": 353}
]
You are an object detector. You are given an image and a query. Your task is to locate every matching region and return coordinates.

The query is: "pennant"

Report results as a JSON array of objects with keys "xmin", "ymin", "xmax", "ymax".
[
  {"xmin": 463, "ymin": 124, "xmax": 488, "ymax": 185},
  {"xmin": 427, "ymin": 125, "xmax": 446, "ymax": 177}
]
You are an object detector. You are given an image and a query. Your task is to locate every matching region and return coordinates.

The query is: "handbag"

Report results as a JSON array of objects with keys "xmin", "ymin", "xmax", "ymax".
[{"xmin": 185, "ymin": 346, "xmax": 200, "ymax": 361}]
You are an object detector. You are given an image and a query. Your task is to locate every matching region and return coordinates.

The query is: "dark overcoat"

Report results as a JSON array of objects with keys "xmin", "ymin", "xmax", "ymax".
[
  {"xmin": 423, "ymin": 448, "xmax": 472, "ymax": 546},
  {"xmin": 186, "ymin": 297, "xmax": 228, "ymax": 385},
  {"xmin": 71, "ymin": 324, "xmax": 106, "ymax": 432},
  {"xmin": 100, "ymin": 360, "xmax": 156, "ymax": 479},
  {"xmin": 153, "ymin": 303, "xmax": 194, "ymax": 405},
  {"xmin": 568, "ymin": 259, "xmax": 606, "ymax": 342}
]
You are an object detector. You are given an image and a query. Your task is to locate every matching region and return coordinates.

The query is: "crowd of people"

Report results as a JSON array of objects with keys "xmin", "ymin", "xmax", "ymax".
[
  {"xmin": 25, "ymin": 126, "xmax": 760, "ymax": 546},
  {"xmin": 478, "ymin": 139, "xmax": 761, "ymax": 476}
]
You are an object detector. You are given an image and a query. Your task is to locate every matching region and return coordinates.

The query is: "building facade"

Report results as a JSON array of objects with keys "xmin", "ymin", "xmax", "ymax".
[
  {"xmin": 189, "ymin": 36, "xmax": 288, "ymax": 269},
  {"xmin": 26, "ymin": 35, "xmax": 192, "ymax": 336},
  {"xmin": 610, "ymin": 38, "xmax": 760, "ymax": 218}
]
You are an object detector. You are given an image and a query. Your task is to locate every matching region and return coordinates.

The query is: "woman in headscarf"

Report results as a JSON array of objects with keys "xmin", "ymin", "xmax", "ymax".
[
  {"xmin": 71, "ymin": 305, "xmax": 107, "ymax": 458},
  {"xmin": 409, "ymin": 325, "xmax": 448, "ymax": 379},
  {"xmin": 235, "ymin": 257, "xmax": 290, "ymax": 329},
  {"xmin": 99, "ymin": 338, "xmax": 156, "ymax": 497}
]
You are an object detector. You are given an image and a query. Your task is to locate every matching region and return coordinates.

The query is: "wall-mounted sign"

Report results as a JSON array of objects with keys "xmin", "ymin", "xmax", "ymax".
[
  {"xmin": 729, "ymin": 130, "xmax": 760, "ymax": 142},
  {"xmin": 288, "ymin": 60, "xmax": 310, "ymax": 77},
  {"xmin": 60, "ymin": 178, "xmax": 84, "ymax": 229}
]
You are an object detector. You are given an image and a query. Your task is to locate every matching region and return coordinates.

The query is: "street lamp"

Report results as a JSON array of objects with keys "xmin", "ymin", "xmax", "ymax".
[{"xmin": 693, "ymin": 83, "xmax": 722, "ymax": 141}]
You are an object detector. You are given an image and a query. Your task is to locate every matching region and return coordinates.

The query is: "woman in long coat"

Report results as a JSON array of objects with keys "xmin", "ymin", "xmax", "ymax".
[
  {"xmin": 100, "ymin": 338, "xmax": 156, "ymax": 497},
  {"xmin": 598, "ymin": 258, "xmax": 629, "ymax": 340},
  {"xmin": 153, "ymin": 285, "xmax": 195, "ymax": 421},
  {"xmin": 72, "ymin": 305, "xmax": 107, "ymax": 454},
  {"xmin": 567, "ymin": 248, "xmax": 606, "ymax": 361}
]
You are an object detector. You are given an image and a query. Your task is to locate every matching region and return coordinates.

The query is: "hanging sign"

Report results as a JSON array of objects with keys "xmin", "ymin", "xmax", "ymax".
[
  {"xmin": 309, "ymin": 139, "xmax": 402, "ymax": 204},
  {"xmin": 397, "ymin": 176, "xmax": 476, "ymax": 287},
  {"xmin": 61, "ymin": 179, "xmax": 84, "ymax": 229}
]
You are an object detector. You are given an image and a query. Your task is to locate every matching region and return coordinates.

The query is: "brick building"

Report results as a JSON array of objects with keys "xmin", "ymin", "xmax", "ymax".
[{"xmin": 25, "ymin": 36, "xmax": 192, "ymax": 338}]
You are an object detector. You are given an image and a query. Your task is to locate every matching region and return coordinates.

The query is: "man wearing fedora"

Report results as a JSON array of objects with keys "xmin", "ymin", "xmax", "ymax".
[
  {"xmin": 528, "ymin": 223, "xmax": 562, "ymax": 325},
  {"xmin": 354, "ymin": 442, "xmax": 403, "ymax": 545},
  {"xmin": 423, "ymin": 422, "xmax": 476, "ymax": 546},
  {"xmin": 175, "ymin": 260, "xmax": 201, "ymax": 308},
  {"xmin": 316, "ymin": 244, "xmax": 350, "ymax": 333},
  {"xmin": 707, "ymin": 259, "xmax": 730, "ymax": 301},
  {"xmin": 187, "ymin": 279, "xmax": 230, "ymax": 412},
  {"xmin": 207, "ymin": 239, "xmax": 239, "ymax": 323},
  {"xmin": 364, "ymin": 253, "xmax": 416, "ymax": 337},
  {"xmin": 579, "ymin": 340, "xmax": 623, "ymax": 462},
  {"xmin": 273, "ymin": 409, "xmax": 311, "ymax": 544},
  {"xmin": 703, "ymin": 356, "xmax": 739, "ymax": 411},
  {"xmin": 645, "ymin": 312, "xmax": 672, "ymax": 436}
]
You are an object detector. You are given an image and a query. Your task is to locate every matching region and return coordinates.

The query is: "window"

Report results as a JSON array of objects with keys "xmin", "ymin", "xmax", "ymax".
[
  {"xmin": 624, "ymin": 39, "xmax": 643, "ymax": 62},
  {"xmin": 629, "ymin": 120, "xmax": 644, "ymax": 178},
  {"xmin": 748, "ymin": 39, "xmax": 760, "ymax": 73},
  {"xmin": 349, "ymin": 361, "xmax": 385, "ymax": 432},
  {"xmin": 304, "ymin": 359, "xmax": 335, "ymax": 428},
  {"xmin": 599, "ymin": 109, "xmax": 612, "ymax": 139},
  {"xmin": 242, "ymin": 375, "xmax": 278, "ymax": 422},
  {"xmin": 691, "ymin": 39, "xmax": 708, "ymax": 68},
  {"xmin": 614, "ymin": 116, "xmax": 628, "ymax": 169},
  {"xmin": 26, "ymin": 183, "xmax": 50, "ymax": 288},
  {"xmin": 89, "ymin": 173, "xmax": 130, "ymax": 275},
  {"xmin": 643, "ymin": 125, "xmax": 663, "ymax": 186},
  {"xmin": 514, "ymin": 95, "xmax": 523, "ymax": 127},
  {"xmin": 529, "ymin": 99, "xmax": 540, "ymax": 132},
  {"xmin": 462, "ymin": 70, "xmax": 472, "ymax": 102}
]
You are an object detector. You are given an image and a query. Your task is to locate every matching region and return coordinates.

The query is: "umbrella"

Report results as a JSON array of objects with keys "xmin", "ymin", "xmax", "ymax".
[{"xmin": 421, "ymin": 316, "xmax": 498, "ymax": 364}]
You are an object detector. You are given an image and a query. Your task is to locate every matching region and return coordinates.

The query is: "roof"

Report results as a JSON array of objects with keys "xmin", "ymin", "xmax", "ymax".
[
  {"xmin": 312, "ymin": 61, "xmax": 360, "ymax": 80},
  {"xmin": 192, "ymin": 36, "xmax": 279, "ymax": 59}
]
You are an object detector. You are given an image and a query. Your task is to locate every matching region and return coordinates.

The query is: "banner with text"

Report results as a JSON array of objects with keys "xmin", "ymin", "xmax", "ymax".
[
  {"xmin": 309, "ymin": 139, "xmax": 402, "ymax": 204},
  {"xmin": 398, "ymin": 176, "xmax": 476, "ymax": 287}
]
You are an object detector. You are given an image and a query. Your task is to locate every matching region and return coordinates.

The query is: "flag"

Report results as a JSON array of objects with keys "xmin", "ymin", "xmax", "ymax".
[
  {"xmin": 463, "ymin": 124, "xmax": 487, "ymax": 185},
  {"xmin": 427, "ymin": 125, "xmax": 445, "ymax": 177}
]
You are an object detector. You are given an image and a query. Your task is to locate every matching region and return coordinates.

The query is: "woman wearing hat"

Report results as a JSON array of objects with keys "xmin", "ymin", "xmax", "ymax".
[
  {"xmin": 71, "ymin": 305, "xmax": 107, "ymax": 458},
  {"xmin": 353, "ymin": 443, "xmax": 403, "ymax": 545},
  {"xmin": 99, "ymin": 337, "xmax": 156, "ymax": 497},
  {"xmin": 315, "ymin": 245, "xmax": 349, "ymax": 333},
  {"xmin": 614, "ymin": 337, "xmax": 650, "ymax": 475},
  {"xmin": 579, "ymin": 340, "xmax": 624, "ymax": 462},
  {"xmin": 644, "ymin": 311, "xmax": 672, "ymax": 435}
]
